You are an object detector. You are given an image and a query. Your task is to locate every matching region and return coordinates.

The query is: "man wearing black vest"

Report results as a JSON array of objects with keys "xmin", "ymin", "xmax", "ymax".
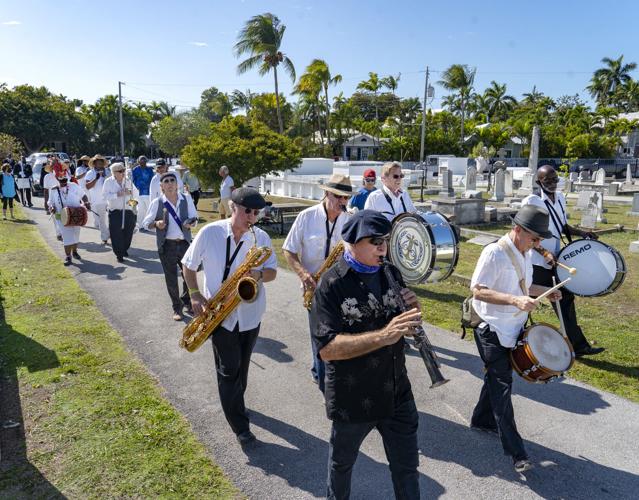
[
  {"xmin": 521, "ymin": 165, "xmax": 604, "ymax": 357},
  {"xmin": 142, "ymin": 171, "xmax": 198, "ymax": 321}
]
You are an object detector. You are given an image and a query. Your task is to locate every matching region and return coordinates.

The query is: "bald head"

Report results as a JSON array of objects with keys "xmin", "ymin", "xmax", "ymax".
[{"xmin": 537, "ymin": 164, "xmax": 559, "ymax": 192}]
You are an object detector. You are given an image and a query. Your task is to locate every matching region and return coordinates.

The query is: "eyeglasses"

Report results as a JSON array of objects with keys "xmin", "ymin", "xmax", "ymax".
[
  {"xmin": 161, "ymin": 178, "xmax": 176, "ymax": 184},
  {"xmin": 368, "ymin": 236, "xmax": 390, "ymax": 246},
  {"xmin": 242, "ymin": 207, "xmax": 261, "ymax": 215},
  {"xmin": 331, "ymin": 193, "xmax": 350, "ymax": 200},
  {"xmin": 391, "ymin": 174, "xmax": 405, "ymax": 179},
  {"xmin": 364, "ymin": 178, "xmax": 376, "ymax": 183}
]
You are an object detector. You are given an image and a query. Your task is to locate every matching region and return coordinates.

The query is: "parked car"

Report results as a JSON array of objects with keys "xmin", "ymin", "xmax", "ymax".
[
  {"xmin": 27, "ymin": 151, "xmax": 70, "ymax": 164},
  {"xmin": 568, "ymin": 160, "xmax": 630, "ymax": 179}
]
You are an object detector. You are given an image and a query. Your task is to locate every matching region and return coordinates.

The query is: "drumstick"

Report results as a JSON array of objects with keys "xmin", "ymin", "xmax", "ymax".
[
  {"xmin": 553, "ymin": 277, "xmax": 568, "ymax": 339},
  {"xmin": 533, "ymin": 247, "xmax": 576, "ymax": 275},
  {"xmin": 515, "ymin": 278, "xmax": 571, "ymax": 316},
  {"xmin": 556, "ymin": 261, "xmax": 577, "ymax": 275}
]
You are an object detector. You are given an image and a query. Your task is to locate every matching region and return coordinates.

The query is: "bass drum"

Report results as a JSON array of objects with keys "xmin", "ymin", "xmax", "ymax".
[
  {"xmin": 388, "ymin": 211, "xmax": 459, "ymax": 284},
  {"xmin": 556, "ymin": 239, "xmax": 626, "ymax": 297}
]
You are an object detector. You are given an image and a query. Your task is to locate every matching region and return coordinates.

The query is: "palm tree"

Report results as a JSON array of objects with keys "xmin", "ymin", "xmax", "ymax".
[
  {"xmin": 522, "ymin": 85, "xmax": 544, "ymax": 105},
  {"xmin": 150, "ymin": 101, "xmax": 176, "ymax": 122},
  {"xmin": 294, "ymin": 74, "xmax": 324, "ymax": 143},
  {"xmin": 438, "ymin": 64, "xmax": 476, "ymax": 149},
  {"xmin": 357, "ymin": 72, "xmax": 382, "ymax": 123},
  {"xmin": 471, "ymin": 93, "xmax": 491, "ymax": 123},
  {"xmin": 231, "ymin": 89, "xmax": 256, "ymax": 114},
  {"xmin": 234, "ymin": 13, "xmax": 296, "ymax": 133},
  {"xmin": 484, "ymin": 81, "xmax": 517, "ymax": 121},
  {"xmin": 381, "ymin": 73, "xmax": 401, "ymax": 95},
  {"xmin": 299, "ymin": 59, "xmax": 342, "ymax": 146},
  {"xmin": 618, "ymin": 80, "xmax": 639, "ymax": 111},
  {"xmin": 590, "ymin": 55, "xmax": 637, "ymax": 107}
]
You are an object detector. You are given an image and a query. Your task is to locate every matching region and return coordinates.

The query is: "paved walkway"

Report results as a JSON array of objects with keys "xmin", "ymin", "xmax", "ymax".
[{"xmin": 26, "ymin": 205, "xmax": 639, "ymax": 499}]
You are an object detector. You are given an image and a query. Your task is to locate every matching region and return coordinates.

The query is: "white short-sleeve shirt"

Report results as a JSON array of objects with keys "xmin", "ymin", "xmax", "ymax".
[
  {"xmin": 181, "ymin": 220, "xmax": 277, "ymax": 332},
  {"xmin": 521, "ymin": 191, "xmax": 568, "ymax": 268},
  {"xmin": 220, "ymin": 175, "xmax": 234, "ymax": 199},
  {"xmin": 471, "ymin": 235, "xmax": 533, "ymax": 348},
  {"xmin": 47, "ymin": 182, "xmax": 86, "ymax": 212},
  {"xmin": 364, "ymin": 184, "xmax": 416, "ymax": 221},
  {"xmin": 282, "ymin": 203, "xmax": 349, "ymax": 275}
]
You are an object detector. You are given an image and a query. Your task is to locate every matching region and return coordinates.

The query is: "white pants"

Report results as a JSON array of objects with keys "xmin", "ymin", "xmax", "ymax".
[
  {"xmin": 137, "ymin": 195, "xmax": 150, "ymax": 228},
  {"xmin": 93, "ymin": 203, "xmax": 109, "ymax": 241}
]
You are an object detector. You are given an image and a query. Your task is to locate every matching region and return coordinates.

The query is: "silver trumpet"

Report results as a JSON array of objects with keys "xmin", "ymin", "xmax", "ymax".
[{"xmin": 382, "ymin": 259, "xmax": 449, "ymax": 388}]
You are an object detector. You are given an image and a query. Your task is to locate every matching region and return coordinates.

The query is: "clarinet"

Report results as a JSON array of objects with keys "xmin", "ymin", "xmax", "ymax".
[{"xmin": 383, "ymin": 260, "xmax": 449, "ymax": 388}]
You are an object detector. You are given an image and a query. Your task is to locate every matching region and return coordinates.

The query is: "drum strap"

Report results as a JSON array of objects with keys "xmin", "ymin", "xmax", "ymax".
[
  {"xmin": 56, "ymin": 187, "xmax": 65, "ymax": 209},
  {"xmin": 497, "ymin": 237, "xmax": 530, "ymax": 323},
  {"xmin": 543, "ymin": 197, "xmax": 572, "ymax": 245},
  {"xmin": 382, "ymin": 190, "xmax": 407, "ymax": 215}
]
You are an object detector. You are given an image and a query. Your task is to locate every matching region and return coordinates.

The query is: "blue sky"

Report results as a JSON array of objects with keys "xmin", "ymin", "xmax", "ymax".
[{"xmin": 1, "ymin": 0, "xmax": 638, "ymax": 110}]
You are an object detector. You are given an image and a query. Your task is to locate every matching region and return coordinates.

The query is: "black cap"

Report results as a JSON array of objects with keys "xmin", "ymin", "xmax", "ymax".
[
  {"xmin": 231, "ymin": 187, "xmax": 266, "ymax": 210},
  {"xmin": 513, "ymin": 205, "xmax": 553, "ymax": 239},
  {"xmin": 155, "ymin": 158, "xmax": 166, "ymax": 166},
  {"xmin": 341, "ymin": 209, "xmax": 392, "ymax": 244}
]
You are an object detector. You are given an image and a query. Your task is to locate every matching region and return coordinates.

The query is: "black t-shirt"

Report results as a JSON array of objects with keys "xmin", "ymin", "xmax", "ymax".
[{"xmin": 310, "ymin": 257, "xmax": 413, "ymax": 423}]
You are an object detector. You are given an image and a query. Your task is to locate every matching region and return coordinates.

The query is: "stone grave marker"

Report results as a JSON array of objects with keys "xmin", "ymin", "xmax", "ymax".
[
  {"xmin": 504, "ymin": 169, "xmax": 514, "ymax": 197},
  {"xmin": 491, "ymin": 169, "xmax": 505, "ymax": 202},
  {"xmin": 569, "ymin": 172, "xmax": 578, "ymax": 182},
  {"xmin": 594, "ymin": 168, "xmax": 606, "ymax": 185},
  {"xmin": 628, "ymin": 193, "xmax": 639, "ymax": 216},
  {"xmin": 465, "ymin": 165, "xmax": 477, "ymax": 191},
  {"xmin": 576, "ymin": 191, "xmax": 595, "ymax": 211},
  {"xmin": 439, "ymin": 168, "xmax": 454, "ymax": 197},
  {"xmin": 626, "ymin": 164, "xmax": 633, "ymax": 184},
  {"xmin": 580, "ymin": 204, "xmax": 597, "ymax": 229}
]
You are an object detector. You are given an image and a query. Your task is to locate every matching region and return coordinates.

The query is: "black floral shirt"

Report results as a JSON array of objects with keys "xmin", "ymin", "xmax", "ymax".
[{"xmin": 310, "ymin": 257, "xmax": 414, "ymax": 423}]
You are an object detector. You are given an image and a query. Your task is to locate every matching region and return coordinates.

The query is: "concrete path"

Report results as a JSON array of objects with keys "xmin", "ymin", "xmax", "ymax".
[{"xmin": 25, "ymin": 205, "xmax": 639, "ymax": 499}]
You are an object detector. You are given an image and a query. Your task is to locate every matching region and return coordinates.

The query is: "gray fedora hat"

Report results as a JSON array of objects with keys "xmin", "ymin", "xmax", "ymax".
[{"xmin": 513, "ymin": 205, "xmax": 553, "ymax": 239}]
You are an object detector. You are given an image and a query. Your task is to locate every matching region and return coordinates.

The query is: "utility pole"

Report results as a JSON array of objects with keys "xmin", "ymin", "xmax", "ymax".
[
  {"xmin": 118, "ymin": 81, "xmax": 125, "ymax": 157},
  {"xmin": 419, "ymin": 67, "xmax": 430, "ymax": 201}
]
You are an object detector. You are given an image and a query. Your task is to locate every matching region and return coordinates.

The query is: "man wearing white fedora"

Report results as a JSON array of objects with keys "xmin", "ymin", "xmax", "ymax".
[{"xmin": 283, "ymin": 173, "xmax": 353, "ymax": 392}]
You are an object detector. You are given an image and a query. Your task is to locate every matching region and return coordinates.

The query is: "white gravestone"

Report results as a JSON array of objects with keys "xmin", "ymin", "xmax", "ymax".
[
  {"xmin": 581, "ymin": 203, "xmax": 597, "ymax": 229},
  {"xmin": 504, "ymin": 169, "xmax": 514, "ymax": 197},
  {"xmin": 491, "ymin": 169, "xmax": 505, "ymax": 202},
  {"xmin": 594, "ymin": 168, "xmax": 606, "ymax": 185},
  {"xmin": 626, "ymin": 164, "xmax": 633, "ymax": 185},
  {"xmin": 440, "ymin": 169, "xmax": 454, "ymax": 197},
  {"xmin": 628, "ymin": 193, "xmax": 639, "ymax": 216},
  {"xmin": 569, "ymin": 172, "xmax": 578, "ymax": 182},
  {"xmin": 465, "ymin": 166, "xmax": 477, "ymax": 191}
]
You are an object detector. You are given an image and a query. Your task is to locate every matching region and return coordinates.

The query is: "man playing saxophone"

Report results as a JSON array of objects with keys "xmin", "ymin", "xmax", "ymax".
[
  {"xmin": 282, "ymin": 173, "xmax": 353, "ymax": 392},
  {"xmin": 182, "ymin": 187, "xmax": 277, "ymax": 447}
]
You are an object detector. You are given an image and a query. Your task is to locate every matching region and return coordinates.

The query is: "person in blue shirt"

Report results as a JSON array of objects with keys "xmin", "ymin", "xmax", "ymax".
[
  {"xmin": 348, "ymin": 168, "xmax": 377, "ymax": 211},
  {"xmin": 1, "ymin": 163, "xmax": 17, "ymax": 219},
  {"xmin": 132, "ymin": 155, "xmax": 155, "ymax": 230}
]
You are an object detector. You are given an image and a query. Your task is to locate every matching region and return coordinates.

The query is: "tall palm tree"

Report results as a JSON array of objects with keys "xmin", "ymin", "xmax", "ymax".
[
  {"xmin": 299, "ymin": 59, "xmax": 342, "ymax": 146},
  {"xmin": 484, "ymin": 81, "xmax": 517, "ymax": 121},
  {"xmin": 618, "ymin": 79, "xmax": 639, "ymax": 111},
  {"xmin": 357, "ymin": 72, "xmax": 381, "ymax": 122},
  {"xmin": 294, "ymin": 74, "xmax": 324, "ymax": 143},
  {"xmin": 150, "ymin": 101, "xmax": 176, "ymax": 122},
  {"xmin": 522, "ymin": 85, "xmax": 544, "ymax": 105},
  {"xmin": 230, "ymin": 89, "xmax": 256, "ymax": 114},
  {"xmin": 590, "ymin": 55, "xmax": 637, "ymax": 107},
  {"xmin": 438, "ymin": 64, "xmax": 476, "ymax": 149},
  {"xmin": 234, "ymin": 13, "xmax": 296, "ymax": 133},
  {"xmin": 381, "ymin": 73, "xmax": 401, "ymax": 94}
]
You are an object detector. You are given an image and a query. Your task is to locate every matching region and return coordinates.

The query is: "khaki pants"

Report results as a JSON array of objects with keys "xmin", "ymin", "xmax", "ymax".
[{"xmin": 219, "ymin": 197, "xmax": 231, "ymax": 218}]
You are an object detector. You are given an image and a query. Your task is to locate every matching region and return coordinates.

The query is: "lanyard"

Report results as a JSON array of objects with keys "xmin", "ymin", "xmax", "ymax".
[
  {"xmin": 382, "ymin": 189, "xmax": 407, "ymax": 215},
  {"xmin": 323, "ymin": 204, "xmax": 340, "ymax": 258},
  {"xmin": 163, "ymin": 199, "xmax": 183, "ymax": 228},
  {"xmin": 543, "ymin": 195, "xmax": 571, "ymax": 245},
  {"xmin": 223, "ymin": 235, "xmax": 244, "ymax": 281}
]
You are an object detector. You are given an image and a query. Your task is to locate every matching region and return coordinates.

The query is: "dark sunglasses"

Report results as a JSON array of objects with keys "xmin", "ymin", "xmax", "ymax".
[
  {"xmin": 331, "ymin": 193, "xmax": 350, "ymax": 200},
  {"xmin": 391, "ymin": 174, "xmax": 405, "ymax": 179},
  {"xmin": 368, "ymin": 236, "xmax": 390, "ymax": 246},
  {"xmin": 364, "ymin": 178, "xmax": 376, "ymax": 183},
  {"xmin": 242, "ymin": 207, "xmax": 261, "ymax": 215},
  {"xmin": 161, "ymin": 178, "xmax": 176, "ymax": 184}
]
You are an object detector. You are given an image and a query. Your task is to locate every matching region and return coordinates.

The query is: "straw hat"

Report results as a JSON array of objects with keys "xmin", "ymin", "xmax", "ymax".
[
  {"xmin": 89, "ymin": 154, "xmax": 108, "ymax": 167},
  {"xmin": 78, "ymin": 155, "xmax": 91, "ymax": 162},
  {"xmin": 319, "ymin": 173, "xmax": 354, "ymax": 197}
]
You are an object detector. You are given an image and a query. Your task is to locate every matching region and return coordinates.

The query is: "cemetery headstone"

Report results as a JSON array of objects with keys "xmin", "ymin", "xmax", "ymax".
[
  {"xmin": 628, "ymin": 193, "xmax": 639, "ymax": 216},
  {"xmin": 465, "ymin": 165, "xmax": 477, "ymax": 191},
  {"xmin": 569, "ymin": 172, "xmax": 578, "ymax": 182},
  {"xmin": 439, "ymin": 168, "xmax": 454, "ymax": 197},
  {"xmin": 594, "ymin": 168, "xmax": 606, "ymax": 185},
  {"xmin": 504, "ymin": 169, "xmax": 514, "ymax": 197},
  {"xmin": 626, "ymin": 164, "xmax": 633, "ymax": 184},
  {"xmin": 491, "ymin": 169, "xmax": 505, "ymax": 202}
]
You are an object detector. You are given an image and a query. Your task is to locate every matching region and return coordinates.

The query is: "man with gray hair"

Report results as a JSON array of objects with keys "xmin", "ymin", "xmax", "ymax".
[
  {"xmin": 364, "ymin": 161, "xmax": 416, "ymax": 221},
  {"xmin": 218, "ymin": 165, "xmax": 234, "ymax": 219}
]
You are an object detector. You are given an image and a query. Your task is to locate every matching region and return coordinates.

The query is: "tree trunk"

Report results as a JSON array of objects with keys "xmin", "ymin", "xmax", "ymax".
[
  {"xmin": 324, "ymin": 85, "xmax": 332, "ymax": 150},
  {"xmin": 273, "ymin": 67, "xmax": 283, "ymax": 134},
  {"xmin": 460, "ymin": 97, "xmax": 466, "ymax": 153}
]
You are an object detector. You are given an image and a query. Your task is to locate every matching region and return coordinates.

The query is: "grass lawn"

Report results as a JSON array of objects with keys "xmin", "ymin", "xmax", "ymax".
[
  {"xmin": 0, "ymin": 206, "xmax": 237, "ymax": 498},
  {"xmin": 200, "ymin": 194, "xmax": 639, "ymax": 402}
]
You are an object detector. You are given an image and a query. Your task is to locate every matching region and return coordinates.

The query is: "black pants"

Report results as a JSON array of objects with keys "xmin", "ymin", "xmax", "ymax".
[
  {"xmin": 532, "ymin": 265, "xmax": 589, "ymax": 352},
  {"xmin": 17, "ymin": 188, "xmax": 32, "ymax": 206},
  {"xmin": 2, "ymin": 197, "xmax": 14, "ymax": 209},
  {"xmin": 328, "ymin": 398, "xmax": 419, "ymax": 500},
  {"xmin": 108, "ymin": 210, "xmax": 136, "ymax": 259},
  {"xmin": 158, "ymin": 239, "xmax": 191, "ymax": 313},
  {"xmin": 211, "ymin": 324, "xmax": 260, "ymax": 435},
  {"xmin": 471, "ymin": 324, "xmax": 527, "ymax": 461},
  {"xmin": 190, "ymin": 189, "xmax": 201, "ymax": 208}
]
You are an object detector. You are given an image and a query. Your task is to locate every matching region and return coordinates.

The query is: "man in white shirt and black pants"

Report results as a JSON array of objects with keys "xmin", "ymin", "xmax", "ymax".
[
  {"xmin": 182, "ymin": 187, "xmax": 277, "ymax": 446},
  {"xmin": 521, "ymin": 165, "xmax": 604, "ymax": 357},
  {"xmin": 102, "ymin": 163, "xmax": 136, "ymax": 263},
  {"xmin": 364, "ymin": 161, "xmax": 416, "ymax": 221},
  {"xmin": 143, "ymin": 171, "xmax": 198, "ymax": 321},
  {"xmin": 470, "ymin": 205, "xmax": 561, "ymax": 473}
]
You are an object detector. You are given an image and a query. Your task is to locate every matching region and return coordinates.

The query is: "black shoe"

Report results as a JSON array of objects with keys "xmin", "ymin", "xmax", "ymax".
[
  {"xmin": 56, "ymin": 235, "xmax": 63, "ymax": 242},
  {"xmin": 236, "ymin": 430, "xmax": 256, "ymax": 446},
  {"xmin": 28, "ymin": 204, "xmax": 34, "ymax": 208},
  {"xmin": 63, "ymin": 257, "xmax": 72, "ymax": 266},
  {"xmin": 470, "ymin": 424, "xmax": 499, "ymax": 436},
  {"xmin": 514, "ymin": 459, "xmax": 534, "ymax": 473},
  {"xmin": 184, "ymin": 305, "xmax": 194, "ymax": 316},
  {"xmin": 72, "ymin": 251, "xmax": 81, "ymax": 260},
  {"xmin": 116, "ymin": 256, "xmax": 125, "ymax": 263},
  {"xmin": 123, "ymin": 251, "xmax": 129, "ymax": 257},
  {"xmin": 575, "ymin": 346, "xmax": 605, "ymax": 358}
]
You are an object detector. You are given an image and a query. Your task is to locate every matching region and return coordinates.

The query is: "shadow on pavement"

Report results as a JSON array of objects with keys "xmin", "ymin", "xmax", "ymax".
[
  {"xmin": 253, "ymin": 337, "xmax": 294, "ymax": 363},
  {"xmin": 246, "ymin": 410, "xmax": 445, "ymax": 499},
  {"xmin": 418, "ymin": 411, "xmax": 639, "ymax": 499},
  {"xmin": 410, "ymin": 345, "xmax": 611, "ymax": 415},
  {"xmin": 74, "ymin": 259, "xmax": 126, "ymax": 280},
  {"xmin": 0, "ymin": 296, "xmax": 65, "ymax": 498}
]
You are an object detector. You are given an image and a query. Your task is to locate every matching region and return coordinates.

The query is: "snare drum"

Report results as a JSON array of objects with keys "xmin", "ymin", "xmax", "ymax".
[
  {"xmin": 60, "ymin": 206, "xmax": 88, "ymax": 227},
  {"xmin": 510, "ymin": 323, "xmax": 574, "ymax": 383},
  {"xmin": 388, "ymin": 211, "xmax": 459, "ymax": 284},
  {"xmin": 556, "ymin": 239, "xmax": 626, "ymax": 297}
]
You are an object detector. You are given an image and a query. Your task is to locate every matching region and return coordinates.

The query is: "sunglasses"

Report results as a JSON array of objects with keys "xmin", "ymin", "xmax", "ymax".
[
  {"xmin": 364, "ymin": 178, "xmax": 376, "ymax": 183},
  {"xmin": 391, "ymin": 174, "xmax": 405, "ymax": 179},
  {"xmin": 161, "ymin": 178, "xmax": 176, "ymax": 184},
  {"xmin": 368, "ymin": 236, "xmax": 390, "ymax": 246},
  {"xmin": 331, "ymin": 193, "xmax": 350, "ymax": 200},
  {"xmin": 242, "ymin": 207, "xmax": 261, "ymax": 215}
]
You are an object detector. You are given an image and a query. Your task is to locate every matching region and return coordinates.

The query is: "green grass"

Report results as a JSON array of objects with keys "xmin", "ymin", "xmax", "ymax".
[{"xmin": 0, "ymin": 206, "xmax": 238, "ymax": 499}]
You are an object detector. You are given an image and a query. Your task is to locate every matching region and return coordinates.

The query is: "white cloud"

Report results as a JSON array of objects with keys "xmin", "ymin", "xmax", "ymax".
[
  {"xmin": 2, "ymin": 21, "xmax": 21, "ymax": 26},
  {"xmin": 188, "ymin": 41, "xmax": 208, "ymax": 47}
]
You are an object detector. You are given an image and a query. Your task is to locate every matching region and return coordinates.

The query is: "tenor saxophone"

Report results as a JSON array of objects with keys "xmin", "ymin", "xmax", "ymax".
[
  {"xmin": 180, "ymin": 229, "xmax": 272, "ymax": 352},
  {"xmin": 303, "ymin": 241, "xmax": 345, "ymax": 310}
]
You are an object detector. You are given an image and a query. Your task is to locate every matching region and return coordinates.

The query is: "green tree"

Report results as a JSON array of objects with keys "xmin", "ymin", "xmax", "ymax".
[
  {"xmin": 248, "ymin": 93, "xmax": 293, "ymax": 132},
  {"xmin": 566, "ymin": 132, "xmax": 618, "ymax": 158},
  {"xmin": 438, "ymin": 64, "xmax": 476, "ymax": 151},
  {"xmin": 589, "ymin": 55, "xmax": 637, "ymax": 107},
  {"xmin": 181, "ymin": 115, "xmax": 301, "ymax": 189},
  {"xmin": 0, "ymin": 84, "xmax": 88, "ymax": 152},
  {"xmin": 199, "ymin": 87, "xmax": 232, "ymax": 122},
  {"xmin": 301, "ymin": 59, "xmax": 342, "ymax": 146},
  {"xmin": 151, "ymin": 112, "xmax": 211, "ymax": 157},
  {"xmin": 234, "ymin": 13, "xmax": 296, "ymax": 134},
  {"xmin": 0, "ymin": 132, "xmax": 24, "ymax": 159},
  {"xmin": 148, "ymin": 101, "xmax": 176, "ymax": 122},
  {"xmin": 293, "ymin": 70, "xmax": 325, "ymax": 143},
  {"xmin": 231, "ymin": 89, "xmax": 256, "ymax": 114},
  {"xmin": 483, "ymin": 81, "xmax": 517, "ymax": 121},
  {"xmin": 356, "ymin": 72, "xmax": 382, "ymax": 128}
]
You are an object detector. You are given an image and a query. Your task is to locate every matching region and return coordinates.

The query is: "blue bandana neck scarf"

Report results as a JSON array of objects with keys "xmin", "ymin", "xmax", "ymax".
[{"xmin": 344, "ymin": 250, "xmax": 380, "ymax": 274}]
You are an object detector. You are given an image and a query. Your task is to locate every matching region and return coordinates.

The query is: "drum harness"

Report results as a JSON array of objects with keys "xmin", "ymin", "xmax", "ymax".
[
  {"xmin": 542, "ymin": 195, "xmax": 572, "ymax": 251},
  {"xmin": 382, "ymin": 189, "xmax": 407, "ymax": 218}
]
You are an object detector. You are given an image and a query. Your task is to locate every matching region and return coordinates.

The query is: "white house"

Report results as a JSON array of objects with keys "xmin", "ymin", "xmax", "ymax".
[{"xmin": 342, "ymin": 133, "xmax": 388, "ymax": 161}]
